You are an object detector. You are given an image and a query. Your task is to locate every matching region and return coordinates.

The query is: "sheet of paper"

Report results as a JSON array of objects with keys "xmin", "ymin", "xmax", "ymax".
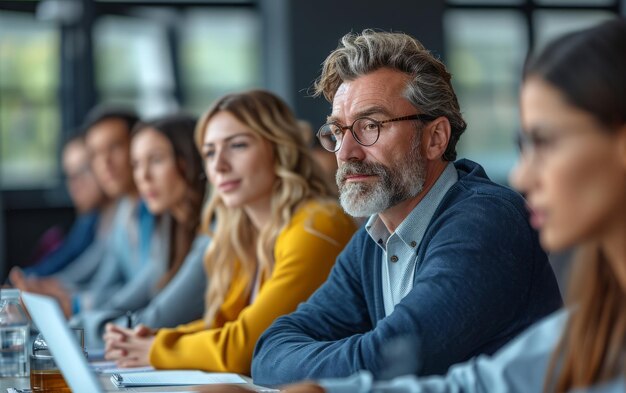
[
  {"xmin": 110, "ymin": 370, "xmax": 246, "ymax": 387},
  {"xmin": 7, "ymin": 388, "xmax": 199, "ymax": 393},
  {"xmin": 90, "ymin": 360, "xmax": 155, "ymax": 374}
]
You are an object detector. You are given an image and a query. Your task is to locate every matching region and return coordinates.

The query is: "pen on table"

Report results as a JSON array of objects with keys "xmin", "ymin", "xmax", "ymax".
[{"xmin": 125, "ymin": 311, "xmax": 134, "ymax": 329}]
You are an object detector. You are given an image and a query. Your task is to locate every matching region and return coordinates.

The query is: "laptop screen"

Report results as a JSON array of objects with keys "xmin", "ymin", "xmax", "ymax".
[{"xmin": 21, "ymin": 292, "xmax": 104, "ymax": 393}]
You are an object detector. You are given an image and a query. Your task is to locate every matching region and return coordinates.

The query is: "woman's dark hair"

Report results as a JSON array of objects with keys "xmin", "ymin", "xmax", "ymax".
[
  {"xmin": 524, "ymin": 18, "xmax": 626, "ymax": 128},
  {"xmin": 83, "ymin": 105, "xmax": 140, "ymax": 135},
  {"xmin": 526, "ymin": 18, "xmax": 626, "ymax": 393},
  {"xmin": 133, "ymin": 114, "xmax": 205, "ymax": 195},
  {"xmin": 132, "ymin": 114, "xmax": 206, "ymax": 288}
]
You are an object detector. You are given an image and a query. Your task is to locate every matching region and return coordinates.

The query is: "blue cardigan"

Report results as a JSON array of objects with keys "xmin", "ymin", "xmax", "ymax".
[{"xmin": 252, "ymin": 159, "xmax": 562, "ymax": 385}]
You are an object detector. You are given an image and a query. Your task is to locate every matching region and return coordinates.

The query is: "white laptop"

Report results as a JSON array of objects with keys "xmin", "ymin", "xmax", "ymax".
[{"xmin": 21, "ymin": 292, "xmax": 202, "ymax": 393}]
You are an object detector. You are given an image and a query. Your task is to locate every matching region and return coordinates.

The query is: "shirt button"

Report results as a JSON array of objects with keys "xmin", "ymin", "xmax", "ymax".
[
  {"xmin": 390, "ymin": 255, "xmax": 399, "ymax": 263},
  {"xmin": 410, "ymin": 241, "xmax": 417, "ymax": 248}
]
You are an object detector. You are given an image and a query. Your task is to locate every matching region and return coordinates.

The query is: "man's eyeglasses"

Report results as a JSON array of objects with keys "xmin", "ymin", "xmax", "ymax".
[{"xmin": 316, "ymin": 114, "xmax": 437, "ymax": 152}]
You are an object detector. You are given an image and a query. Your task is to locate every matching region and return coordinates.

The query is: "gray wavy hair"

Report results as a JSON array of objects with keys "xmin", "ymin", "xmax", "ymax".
[{"xmin": 313, "ymin": 29, "xmax": 467, "ymax": 161}]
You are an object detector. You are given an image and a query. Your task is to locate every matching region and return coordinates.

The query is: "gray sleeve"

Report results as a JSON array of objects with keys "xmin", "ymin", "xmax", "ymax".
[
  {"xmin": 53, "ymin": 240, "xmax": 107, "ymax": 288},
  {"xmin": 133, "ymin": 235, "xmax": 210, "ymax": 329},
  {"xmin": 95, "ymin": 208, "xmax": 172, "ymax": 312},
  {"xmin": 63, "ymin": 198, "xmax": 131, "ymax": 305},
  {"xmin": 77, "ymin": 247, "xmax": 128, "ymax": 311},
  {"xmin": 100, "ymin": 263, "xmax": 158, "ymax": 312},
  {"xmin": 73, "ymin": 235, "xmax": 209, "ymax": 349},
  {"xmin": 74, "ymin": 262, "xmax": 159, "ymax": 349},
  {"xmin": 320, "ymin": 311, "xmax": 569, "ymax": 393},
  {"xmin": 66, "ymin": 251, "xmax": 127, "ymax": 349}
]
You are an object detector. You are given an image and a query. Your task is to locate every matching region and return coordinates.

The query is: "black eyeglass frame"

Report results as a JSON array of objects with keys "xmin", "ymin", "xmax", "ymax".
[{"xmin": 316, "ymin": 114, "xmax": 437, "ymax": 152}]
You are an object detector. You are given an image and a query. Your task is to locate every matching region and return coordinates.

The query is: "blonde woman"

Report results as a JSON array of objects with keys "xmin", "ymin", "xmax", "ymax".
[{"xmin": 103, "ymin": 90, "xmax": 356, "ymax": 375}]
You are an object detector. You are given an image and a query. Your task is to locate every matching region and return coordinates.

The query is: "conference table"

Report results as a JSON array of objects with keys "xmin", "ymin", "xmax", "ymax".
[{"xmin": 0, "ymin": 375, "xmax": 276, "ymax": 392}]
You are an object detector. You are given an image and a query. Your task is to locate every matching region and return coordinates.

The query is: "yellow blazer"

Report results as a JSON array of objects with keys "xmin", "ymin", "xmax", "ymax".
[{"xmin": 149, "ymin": 200, "xmax": 356, "ymax": 374}]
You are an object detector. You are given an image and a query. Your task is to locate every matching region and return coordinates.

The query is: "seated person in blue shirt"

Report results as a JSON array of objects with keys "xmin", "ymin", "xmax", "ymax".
[
  {"xmin": 21, "ymin": 133, "xmax": 108, "ymax": 277},
  {"xmin": 10, "ymin": 106, "xmax": 159, "ymax": 319},
  {"xmin": 52, "ymin": 107, "xmax": 141, "ymax": 293},
  {"xmin": 250, "ymin": 29, "xmax": 562, "ymax": 386},
  {"xmin": 227, "ymin": 18, "xmax": 626, "ymax": 393}
]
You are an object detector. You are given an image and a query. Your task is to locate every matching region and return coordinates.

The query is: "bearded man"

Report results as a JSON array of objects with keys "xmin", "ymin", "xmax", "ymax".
[{"xmin": 251, "ymin": 30, "xmax": 562, "ymax": 386}]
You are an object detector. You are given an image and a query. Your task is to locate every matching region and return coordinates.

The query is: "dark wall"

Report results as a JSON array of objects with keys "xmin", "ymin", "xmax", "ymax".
[
  {"xmin": 3, "ymin": 206, "xmax": 75, "ymax": 281},
  {"xmin": 1, "ymin": 188, "xmax": 74, "ymax": 281},
  {"xmin": 261, "ymin": 0, "xmax": 445, "ymax": 129}
]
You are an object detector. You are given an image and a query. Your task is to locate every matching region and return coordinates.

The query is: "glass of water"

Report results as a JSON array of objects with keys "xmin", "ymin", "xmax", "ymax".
[{"xmin": 0, "ymin": 289, "xmax": 29, "ymax": 378}]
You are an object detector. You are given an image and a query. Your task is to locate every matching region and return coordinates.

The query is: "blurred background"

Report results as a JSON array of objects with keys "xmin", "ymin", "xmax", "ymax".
[{"xmin": 0, "ymin": 0, "xmax": 624, "ymax": 280}]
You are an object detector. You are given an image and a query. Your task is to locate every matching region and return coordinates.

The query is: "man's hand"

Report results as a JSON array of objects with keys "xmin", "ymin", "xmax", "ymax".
[
  {"xmin": 9, "ymin": 267, "xmax": 73, "ymax": 318},
  {"xmin": 103, "ymin": 323, "xmax": 156, "ymax": 367},
  {"xmin": 282, "ymin": 383, "xmax": 326, "ymax": 393}
]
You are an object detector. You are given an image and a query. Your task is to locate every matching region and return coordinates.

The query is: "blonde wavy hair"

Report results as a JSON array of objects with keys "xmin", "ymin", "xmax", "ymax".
[{"xmin": 195, "ymin": 90, "xmax": 335, "ymax": 327}]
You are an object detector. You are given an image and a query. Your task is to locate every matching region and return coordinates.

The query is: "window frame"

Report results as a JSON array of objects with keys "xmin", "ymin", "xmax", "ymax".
[{"xmin": 444, "ymin": 0, "xmax": 623, "ymax": 184}]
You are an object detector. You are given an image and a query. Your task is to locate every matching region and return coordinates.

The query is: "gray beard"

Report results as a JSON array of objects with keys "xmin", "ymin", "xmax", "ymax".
[{"xmin": 336, "ymin": 142, "xmax": 425, "ymax": 217}]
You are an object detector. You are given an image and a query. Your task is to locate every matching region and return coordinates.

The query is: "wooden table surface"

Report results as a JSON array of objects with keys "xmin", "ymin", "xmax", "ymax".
[{"xmin": 0, "ymin": 375, "xmax": 278, "ymax": 392}]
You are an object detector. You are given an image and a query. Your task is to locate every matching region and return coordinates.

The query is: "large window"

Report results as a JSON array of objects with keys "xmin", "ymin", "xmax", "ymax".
[
  {"xmin": 445, "ymin": 1, "xmax": 619, "ymax": 182},
  {"xmin": 445, "ymin": 10, "xmax": 527, "ymax": 181},
  {"xmin": 94, "ymin": 13, "xmax": 179, "ymax": 115},
  {"xmin": 94, "ymin": 7, "xmax": 261, "ymax": 118},
  {"xmin": 0, "ymin": 3, "xmax": 260, "ymax": 191},
  {"xmin": 0, "ymin": 11, "xmax": 60, "ymax": 189},
  {"xmin": 179, "ymin": 8, "xmax": 261, "ymax": 114}
]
